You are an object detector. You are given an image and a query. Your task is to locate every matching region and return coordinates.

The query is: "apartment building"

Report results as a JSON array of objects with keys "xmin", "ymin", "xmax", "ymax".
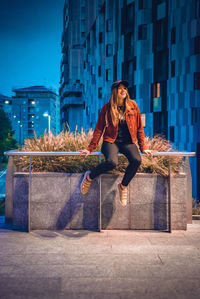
[
  {"xmin": 12, "ymin": 86, "xmax": 60, "ymax": 144},
  {"xmin": 60, "ymin": 0, "xmax": 200, "ymax": 199}
]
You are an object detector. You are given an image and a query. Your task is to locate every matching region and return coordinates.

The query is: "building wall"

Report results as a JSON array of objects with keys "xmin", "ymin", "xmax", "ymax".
[
  {"xmin": 60, "ymin": 0, "xmax": 200, "ymax": 199},
  {"xmin": 167, "ymin": 0, "xmax": 200, "ymax": 199},
  {"xmin": 12, "ymin": 88, "xmax": 59, "ymax": 144}
]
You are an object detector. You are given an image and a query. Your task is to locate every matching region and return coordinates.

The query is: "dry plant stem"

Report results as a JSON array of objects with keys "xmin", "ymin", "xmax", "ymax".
[{"xmin": 14, "ymin": 130, "xmax": 183, "ymax": 176}]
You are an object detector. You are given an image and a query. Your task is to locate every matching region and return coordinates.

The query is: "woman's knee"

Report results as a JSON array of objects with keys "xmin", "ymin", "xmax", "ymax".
[
  {"xmin": 130, "ymin": 156, "xmax": 141, "ymax": 167},
  {"xmin": 106, "ymin": 159, "xmax": 118, "ymax": 169}
]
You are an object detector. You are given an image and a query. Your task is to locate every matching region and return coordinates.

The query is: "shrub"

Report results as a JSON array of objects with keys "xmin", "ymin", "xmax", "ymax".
[{"xmin": 14, "ymin": 129, "xmax": 183, "ymax": 176}]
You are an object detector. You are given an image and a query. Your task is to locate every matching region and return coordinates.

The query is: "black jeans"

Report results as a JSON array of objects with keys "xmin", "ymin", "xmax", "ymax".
[{"xmin": 89, "ymin": 141, "xmax": 141, "ymax": 186}]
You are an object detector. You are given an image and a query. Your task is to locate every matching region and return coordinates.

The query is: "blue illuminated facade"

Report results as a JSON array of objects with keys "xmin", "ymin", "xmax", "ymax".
[{"xmin": 60, "ymin": 0, "xmax": 200, "ymax": 199}]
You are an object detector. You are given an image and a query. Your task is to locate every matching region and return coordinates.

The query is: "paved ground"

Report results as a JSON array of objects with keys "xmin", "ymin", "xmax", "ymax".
[{"xmin": 0, "ymin": 222, "xmax": 200, "ymax": 299}]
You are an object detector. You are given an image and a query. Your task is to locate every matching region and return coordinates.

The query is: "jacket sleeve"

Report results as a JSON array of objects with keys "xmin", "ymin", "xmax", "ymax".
[
  {"xmin": 136, "ymin": 105, "xmax": 146, "ymax": 152},
  {"xmin": 86, "ymin": 104, "xmax": 107, "ymax": 153}
]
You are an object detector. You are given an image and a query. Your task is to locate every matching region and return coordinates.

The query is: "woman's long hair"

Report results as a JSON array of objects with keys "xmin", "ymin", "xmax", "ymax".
[{"xmin": 108, "ymin": 86, "xmax": 132, "ymax": 127}]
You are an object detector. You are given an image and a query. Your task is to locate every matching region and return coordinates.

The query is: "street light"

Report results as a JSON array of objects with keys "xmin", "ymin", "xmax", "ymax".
[{"xmin": 43, "ymin": 111, "xmax": 51, "ymax": 133}]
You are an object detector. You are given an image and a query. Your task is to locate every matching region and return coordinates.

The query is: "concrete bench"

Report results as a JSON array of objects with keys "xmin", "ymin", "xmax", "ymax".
[{"xmin": 4, "ymin": 151, "xmax": 195, "ymax": 232}]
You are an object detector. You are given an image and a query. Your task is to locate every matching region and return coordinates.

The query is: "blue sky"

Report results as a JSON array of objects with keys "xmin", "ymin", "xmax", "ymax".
[{"xmin": 0, "ymin": 0, "xmax": 64, "ymax": 96}]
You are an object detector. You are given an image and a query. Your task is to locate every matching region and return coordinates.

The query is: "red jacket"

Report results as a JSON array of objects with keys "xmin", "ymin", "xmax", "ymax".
[{"xmin": 87, "ymin": 100, "xmax": 146, "ymax": 153}]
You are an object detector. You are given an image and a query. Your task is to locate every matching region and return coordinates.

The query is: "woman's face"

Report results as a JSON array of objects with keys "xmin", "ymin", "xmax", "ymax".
[{"xmin": 117, "ymin": 84, "xmax": 128, "ymax": 101}]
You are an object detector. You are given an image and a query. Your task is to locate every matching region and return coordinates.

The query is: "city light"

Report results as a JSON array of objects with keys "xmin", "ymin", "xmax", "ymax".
[
  {"xmin": 5, "ymin": 100, "xmax": 9, "ymax": 104},
  {"xmin": 31, "ymin": 101, "xmax": 35, "ymax": 105},
  {"xmin": 43, "ymin": 111, "xmax": 51, "ymax": 132},
  {"xmin": 43, "ymin": 112, "xmax": 49, "ymax": 117}
]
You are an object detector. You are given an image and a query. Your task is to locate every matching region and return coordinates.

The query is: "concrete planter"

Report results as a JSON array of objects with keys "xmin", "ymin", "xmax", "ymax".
[{"xmin": 6, "ymin": 170, "xmax": 189, "ymax": 231}]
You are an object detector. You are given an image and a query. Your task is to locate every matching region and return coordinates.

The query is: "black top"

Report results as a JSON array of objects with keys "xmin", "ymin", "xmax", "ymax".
[{"xmin": 115, "ymin": 104, "xmax": 132, "ymax": 144}]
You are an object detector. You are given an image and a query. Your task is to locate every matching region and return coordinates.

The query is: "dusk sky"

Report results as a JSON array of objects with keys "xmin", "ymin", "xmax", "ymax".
[{"xmin": 0, "ymin": 0, "xmax": 65, "ymax": 96}]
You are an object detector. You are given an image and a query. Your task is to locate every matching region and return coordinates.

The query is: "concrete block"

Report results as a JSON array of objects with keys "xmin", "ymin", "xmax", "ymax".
[
  {"xmin": 10, "ymin": 172, "xmax": 188, "ymax": 231},
  {"xmin": 101, "ymin": 174, "xmax": 129, "ymax": 229}
]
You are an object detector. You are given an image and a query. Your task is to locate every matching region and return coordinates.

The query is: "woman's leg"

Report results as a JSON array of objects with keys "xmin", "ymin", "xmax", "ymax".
[
  {"xmin": 89, "ymin": 141, "xmax": 119, "ymax": 180},
  {"xmin": 118, "ymin": 143, "xmax": 141, "ymax": 187}
]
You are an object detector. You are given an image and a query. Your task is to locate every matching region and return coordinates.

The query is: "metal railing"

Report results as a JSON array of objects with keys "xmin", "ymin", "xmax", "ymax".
[{"xmin": 4, "ymin": 150, "xmax": 196, "ymax": 233}]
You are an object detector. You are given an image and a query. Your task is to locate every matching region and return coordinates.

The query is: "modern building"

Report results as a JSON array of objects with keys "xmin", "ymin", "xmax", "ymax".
[
  {"xmin": 60, "ymin": 0, "xmax": 200, "ymax": 199},
  {"xmin": 11, "ymin": 86, "xmax": 60, "ymax": 144}
]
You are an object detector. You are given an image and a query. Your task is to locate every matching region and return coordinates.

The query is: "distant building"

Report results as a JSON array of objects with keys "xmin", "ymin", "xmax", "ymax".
[
  {"xmin": 0, "ymin": 94, "xmax": 12, "ymax": 120},
  {"xmin": 12, "ymin": 86, "xmax": 60, "ymax": 144},
  {"xmin": 60, "ymin": 0, "xmax": 200, "ymax": 200}
]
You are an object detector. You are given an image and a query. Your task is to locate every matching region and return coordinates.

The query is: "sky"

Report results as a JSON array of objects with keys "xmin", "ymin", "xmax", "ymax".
[{"xmin": 0, "ymin": 0, "xmax": 65, "ymax": 96}]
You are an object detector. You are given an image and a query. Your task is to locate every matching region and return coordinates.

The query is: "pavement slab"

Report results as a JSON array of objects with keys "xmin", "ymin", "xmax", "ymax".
[{"xmin": 0, "ymin": 221, "xmax": 200, "ymax": 298}]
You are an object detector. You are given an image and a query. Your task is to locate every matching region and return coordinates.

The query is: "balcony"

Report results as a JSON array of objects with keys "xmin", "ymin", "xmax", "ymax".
[
  {"xmin": 62, "ymin": 84, "xmax": 83, "ymax": 94},
  {"xmin": 62, "ymin": 96, "xmax": 83, "ymax": 106}
]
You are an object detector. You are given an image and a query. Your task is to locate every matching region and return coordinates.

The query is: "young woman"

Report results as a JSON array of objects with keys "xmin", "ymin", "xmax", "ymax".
[{"xmin": 79, "ymin": 80, "xmax": 152, "ymax": 206}]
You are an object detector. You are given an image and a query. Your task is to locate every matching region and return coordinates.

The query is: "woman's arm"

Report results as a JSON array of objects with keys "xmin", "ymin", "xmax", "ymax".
[{"xmin": 86, "ymin": 104, "xmax": 107, "ymax": 153}]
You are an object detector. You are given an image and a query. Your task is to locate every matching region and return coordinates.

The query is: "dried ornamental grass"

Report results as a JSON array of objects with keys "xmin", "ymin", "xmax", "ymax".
[{"xmin": 14, "ymin": 129, "xmax": 184, "ymax": 176}]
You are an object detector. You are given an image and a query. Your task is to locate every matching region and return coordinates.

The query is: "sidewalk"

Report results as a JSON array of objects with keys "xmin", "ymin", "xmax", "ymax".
[{"xmin": 0, "ymin": 222, "xmax": 200, "ymax": 299}]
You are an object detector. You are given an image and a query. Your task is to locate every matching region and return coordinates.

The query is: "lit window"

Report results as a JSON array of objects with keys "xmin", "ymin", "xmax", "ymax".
[
  {"xmin": 141, "ymin": 113, "xmax": 146, "ymax": 127},
  {"xmin": 152, "ymin": 83, "xmax": 160, "ymax": 97}
]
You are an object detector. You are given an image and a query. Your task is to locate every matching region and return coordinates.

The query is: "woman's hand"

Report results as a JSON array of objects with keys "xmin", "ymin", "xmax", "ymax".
[
  {"xmin": 142, "ymin": 149, "xmax": 152, "ymax": 157},
  {"xmin": 79, "ymin": 149, "xmax": 90, "ymax": 158}
]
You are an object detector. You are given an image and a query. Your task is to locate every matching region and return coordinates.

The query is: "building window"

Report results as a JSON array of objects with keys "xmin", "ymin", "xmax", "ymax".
[
  {"xmin": 106, "ymin": 44, "xmax": 113, "ymax": 56},
  {"xmin": 139, "ymin": 0, "xmax": 143, "ymax": 9},
  {"xmin": 157, "ymin": 2, "xmax": 166, "ymax": 20},
  {"xmin": 191, "ymin": 107, "xmax": 200, "ymax": 124},
  {"xmin": 194, "ymin": 36, "xmax": 200, "ymax": 54},
  {"xmin": 171, "ymin": 61, "xmax": 175, "ymax": 77},
  {"xmin": 138, "ymin": 24, "xmax": 147, "ymax": 40},
  {"xmin": 81, "ymin": 6, "xmax": 85, "ymax": 16},
  {"xmin": 81, "ymin": 32, "xmax": 85, "ymax": 38},
  {"xmin": 98, "ymin": 87, "xmax": 102, "ymax": 98},
  {"xmin": 91, "ymin": 65, "xmax": 94, "ymax": 75},
  {"xmin": 153, "ymin": 97, "xmax": 162, "ymax": 112},
  {"xmin": 106, "ymin": 68, "xmax": 111, "ymax": 81},
  {"xmin": 84, "ymin": 61, "xmax": 86, "ymax": 69},
  {"xmin": 127, "ymin": 2, "xmax": 134, "ymax": 29},
  {"xmin": 99, "ymin": 32, "xmax": 103, "ymax": 43},
  {"xmin": 98, "ymin": 65, "xmax": 101, "ymax": 77},
  {"xmin": 195, "ymin": 0, "xmax": 200, "ymax": 18},
  {"xmin": 152, "ymin": 83, "xmax": 160, "ymax": 98},
  {"xmin": 170, "ymin": 126, "xmax": 174, "ymax": 142},
  {"xmin": 81, "ymin": 19, "xmax": 86, "ymax": 32},
  {"xmin": 154, "ymin": 20, "xmax": 166, "ymax": 51},
  {"xmin": 171, "ymin": 27, "xmax": 176, "ymax": 44},
  {"xmin": 86, "ymin": 106, "xmax": 90, "ymax": 116},
  {"xmin": 106, "ymin": 19, "xmax": 112, "ymax": 32},
  {"xmin": 151, "ymin": 83, "xmax": 161, "ymax": 112},
  {"xmin": 194, "ymin": 72, "xmax": 200, "ymax": 89},
  {"xmin": 141, "ymin": 113, "xmax": 146, "ymax": 127}
]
